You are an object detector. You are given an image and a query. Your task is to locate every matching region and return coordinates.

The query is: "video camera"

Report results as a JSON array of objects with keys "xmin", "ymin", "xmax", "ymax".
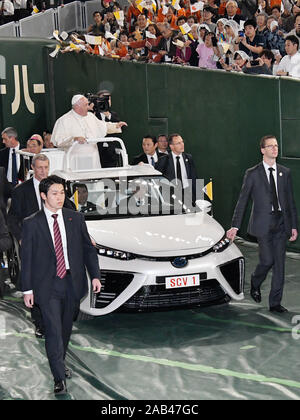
[{"xmin": 86, "ymin": 92, "xmax": 110, "ymax": 119}]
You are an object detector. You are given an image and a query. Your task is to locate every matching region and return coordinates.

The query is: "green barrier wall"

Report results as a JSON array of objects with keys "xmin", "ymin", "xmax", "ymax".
[{"xmin": 1, "ymin": 38, "xmax": 300, "ymax": 249}]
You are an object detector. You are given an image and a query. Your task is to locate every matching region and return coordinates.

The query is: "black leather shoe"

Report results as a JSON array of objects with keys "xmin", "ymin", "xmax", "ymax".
[
  {"xmin": 54, "ymin": 380, "xmax": 67, "ymax": 395},
  {"xmin": 250, "ymin": 286, "xmax": 261, "ymax": 303},
  {"xmin": 270, "ymin": 305, "xmax": 288, "ymax": 313},
  {"xmin": 65, "ymin": 367, "xmax": 72, "ymax": 379},
  {"xmin": 35, "ymin": 327, "xmax": 45, "ymax": 339}
]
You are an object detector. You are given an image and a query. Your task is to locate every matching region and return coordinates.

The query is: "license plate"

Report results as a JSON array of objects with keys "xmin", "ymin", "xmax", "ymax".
[{"xmin": 165, "ymin": 274, "xmax": 200, "ymax": 289}]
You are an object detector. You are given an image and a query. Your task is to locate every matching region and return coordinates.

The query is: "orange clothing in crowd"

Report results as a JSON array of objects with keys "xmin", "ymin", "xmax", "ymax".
[
  {"xmin": 127, "ymin": 5, "xmax": 142, "ymax": 27},
  {"xmin": 268, "ymin": 0, "xmax": 282, "ymax": 7},
  {"xmin": 116, "ymin": 44, "xmax": 128, "ymax": 57}
]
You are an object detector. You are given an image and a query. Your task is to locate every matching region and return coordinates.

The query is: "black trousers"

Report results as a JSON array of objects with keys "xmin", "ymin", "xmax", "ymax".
[
  {"xmin": 39, "ymin": 273, "xmax": 79, "ymax": 382},
  {"xmin": 251, "ymin": 213, "xmax": 288, "ymax": 307}
]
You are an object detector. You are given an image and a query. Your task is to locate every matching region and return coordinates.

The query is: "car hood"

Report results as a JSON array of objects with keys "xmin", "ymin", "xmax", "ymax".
[{"xmin": 87, "ymin": 212, "xmax": 225, "ymax": 257}]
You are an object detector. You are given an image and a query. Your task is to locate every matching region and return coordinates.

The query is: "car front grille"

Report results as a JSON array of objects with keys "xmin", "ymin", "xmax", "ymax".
[
  {"xmin": 123, "ymin": 279, "xmax": 227, "ymax": 311},
  {"xmin": 93, "ymin": 271, "xmax": 134, "ymax": 309}
]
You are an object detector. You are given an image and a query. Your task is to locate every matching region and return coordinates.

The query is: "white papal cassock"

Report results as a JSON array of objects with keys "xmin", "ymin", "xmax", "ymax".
[{"xmin": 51, "ymin": 110, "xmax": 122, "ymax": 170}]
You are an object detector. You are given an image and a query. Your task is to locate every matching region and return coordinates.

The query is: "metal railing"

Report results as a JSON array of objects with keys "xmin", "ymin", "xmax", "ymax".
[{"xmin": 0, "ymin": 0, "xmax": 129, "ymax": 38}]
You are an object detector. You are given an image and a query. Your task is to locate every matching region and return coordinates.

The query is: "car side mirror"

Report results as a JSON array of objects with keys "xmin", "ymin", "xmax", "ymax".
[{"xmin": 195, "ymin": 199, "xmax": 212, "ymax": 214}]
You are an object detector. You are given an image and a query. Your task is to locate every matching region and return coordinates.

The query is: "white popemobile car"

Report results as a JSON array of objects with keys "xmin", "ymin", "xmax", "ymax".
[{"xmin": 17, "ymin": 138, "xmax": 244, "ymax": 317}]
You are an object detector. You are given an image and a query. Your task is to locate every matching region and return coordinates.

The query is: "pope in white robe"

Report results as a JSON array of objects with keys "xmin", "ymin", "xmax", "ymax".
[{"xmin": 51, "ymin": 95, "xmax": 127, "ymax": 170}]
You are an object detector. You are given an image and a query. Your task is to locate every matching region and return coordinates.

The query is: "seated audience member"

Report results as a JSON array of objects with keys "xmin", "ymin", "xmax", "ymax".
[
  {"xmin": 128, "ymin": 24, "xmax": 162, "ymax": 62},
  {"xmin": 187, "ymin": 24, "xmax": 200, "ymax": 66},
  {"xmin": 151, "ymin": 23, "xmax": 178, "ymax": 63},
  {"xmin": 126, "ymin": 0, "xmax": 142, "ymax": 32},
  {"xmin": 100, "ymin": 0, "xmax": 114, "ymax": 18},
  {"xmin": 256, "ymin": 0, "xmax": 271, "ymax": 16},
  {"xmin": 26, "ymin": 135, "xmax": 43, "ymax": 154},
  {"xmin": 225, "ymin": 19, "xmax": 240, "ymax": 52},
  {"xmin": 224, "ymin": 1, "xmax": 241, "ymax": 24},
  {"xmin": 216, "ymin": 18, "xmax": 228, "ymax": 42},
  {"xmin": 243, "ymin": 49, "xmax": 275, "ymax": 74},
  {"xmin": 157, "ymin": 134, "xmax": 169, "ymax": 154},
  {"xmin": 19, "ymin": 135, "xmax": 44, "ymax": 179},
  {"xmin": 197, "ymin": 32, "xmax": 219, "ymax": 69},
  {"xmin": 282, "ymin": 4, "xmax": 300, "ymax": 33},
  {"xmin": 265, "ymin": 17, "xmax": 286, "ymax": 56},
  {"xmin": 274, "ymin": 34, "xmax": 300, "ymax": 77},
  {"xmin": 286, "ymin": 12, "xmax": 300, "ymax": 46},
  {"xmin": 73, "ymin": 183, "xmax": 96, "ymax": 213},
  {"xmin": 235, "ymin": 19, "xmax": 265, "ymax": 60},
  {"xmin": 202, "ymin": 6, "xmax": 217, "ymax": 33},
  {"xmin": 131, "ymin": 135, "xmax": 165, "ymax": 166},
  {"xmin": 43, "ymin": 130, "xmax": 54, "ymax": 148},
  {"xmin": 173, "ymin": 35, "xmax": 192, "ymax": 65},
  {"xmin": 104, "ymin": 11, "xmax": 119, "ymax": 35},
  {"xmin": 220, "ymin": 49, "xmax": 250, "ymax": 71},
  {"xmin": 87, "ymin": 11, "xmax": 105, "ymax": 35},
  {"xmin": 256, "ymin": 13, "xmax": 269, "ymax": 37}
]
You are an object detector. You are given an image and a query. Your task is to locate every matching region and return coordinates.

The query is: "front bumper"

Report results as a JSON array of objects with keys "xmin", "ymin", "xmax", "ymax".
[{"xmin": 80, "ymin": 243, "xmax": 245, "ymax": 316}]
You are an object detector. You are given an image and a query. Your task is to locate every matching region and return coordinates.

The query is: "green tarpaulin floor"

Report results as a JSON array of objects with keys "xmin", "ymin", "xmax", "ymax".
[{"xmin": 1, "ymin": 240, "xmax": 300, "ymax": 400}]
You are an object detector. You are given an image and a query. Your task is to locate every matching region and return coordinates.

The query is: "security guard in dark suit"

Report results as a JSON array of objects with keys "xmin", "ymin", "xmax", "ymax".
[{"xmin": 227, "ymin": 135, "xmax": 298, "ymax": 313}]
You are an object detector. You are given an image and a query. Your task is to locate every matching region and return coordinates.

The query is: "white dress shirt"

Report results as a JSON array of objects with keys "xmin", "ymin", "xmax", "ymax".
[
  {"xmin": 262, "ymin": 160, "xmax": 281, "ymax": 210},
  {"xmin": 23, "ymin": 208, "xmax": 70, "ymax": 295},
  {"xmin": 146, "ymin": 152, "xmax": 159, "ymax": 165},
  {"xmin": 33, "ymin": 177, "xmax": 42, "ymax": 210},
  {"xmin": 7, "ymin": 144, "xmax": 20, "ymax": 183},
  {"xmin": 171, "ymin": 152, "xmax": 189, "ymax": 189},
  {"xmin": 274, "ymin": 52, "xmax": 300, "ymax": 78},
  {"xmin": 0, "ymin": 1, "xmax": 15, "ymax": 15}
]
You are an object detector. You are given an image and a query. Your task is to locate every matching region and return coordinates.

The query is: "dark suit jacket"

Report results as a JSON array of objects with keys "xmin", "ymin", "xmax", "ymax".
[
  {"xmin": 231, "ymin": 162, "xmax": 298, "ymax": 237},
  {"xmin": 8, "ymin": 178, "xmax": 76, "ymax": 241},
  {"xmin": 0, "ymin": 167, "xmax": 12, "ymax": 218},
  {"xmin": 0, "ymin": 147, "xmax": 24, "ymax": 182},
  {"xmin": 155, "ymin": 152, "xmax": 198, "ymax": 200},
  {"xmin": 20, "ymin": 208, "xmax": 101, "ymax": 304},
  {"xmin": 152, "ymin": 33, "xmax": 177, "ymax": 61},
  {"xmin": 131, "ymin": 151, "xmax": 165, "ymax": 166}
]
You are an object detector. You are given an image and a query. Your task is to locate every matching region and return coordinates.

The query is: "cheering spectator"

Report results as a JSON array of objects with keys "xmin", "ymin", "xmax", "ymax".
[
  {"xmin": 286, "ymin": 12, "xmax": 300, "ymax": 46},
  {"xmin": 197, "ymin": 32, "xmax": 219, "ymax": 69},
  {"xmin": 87, "ymin": 11, "xmax": 105, "ymax": 35},
  {"xmin": 265, "ymin": 17, "xmax": 286, "ymax": 56},
  {"xmin": 235, "ymin": 19, "xmax": 266, "ymax": 59}
]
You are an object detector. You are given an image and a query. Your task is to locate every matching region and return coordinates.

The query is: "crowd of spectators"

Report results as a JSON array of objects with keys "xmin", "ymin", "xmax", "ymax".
[
  {"xmin": 50, "ymin": 0, "xmax": 300, "ymax": 78},
  {"xmin": 0, "ymin": 0, "xmax": 70, "ymax": 25}
]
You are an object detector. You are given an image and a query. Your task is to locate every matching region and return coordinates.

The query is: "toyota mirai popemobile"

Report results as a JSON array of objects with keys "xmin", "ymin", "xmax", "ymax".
[{"xmin": 18, "ymin": 138, "xmax": 245, "ymax": 317}]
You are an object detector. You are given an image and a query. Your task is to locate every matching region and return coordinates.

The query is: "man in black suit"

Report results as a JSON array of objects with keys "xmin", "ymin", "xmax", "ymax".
[
  {"xmin": 0, "ymin": 166, "xmax": 12, "ymax": 218},
  {"xmin": 151, "ymin": 23, "xmax": 177, "ymax": 63},
  {"xmin": 21, "ymin": 175, "xmax": 101, "ymax": 395},
  {"xmin": 131, "ymin": 135, "xmax": 165, "ymax": 166},
  {"xmin": 155, "ymin": 133, "xmax": 198, "ymax": 204},
  {"xmin": 8, "ymin": 154, "xmax": 75, "ymax": 338},
  {"xmin": 0, "ymin": 127, "xmax": 23, "ymax": 185},
  {"xmin": 72, "ymin": 183, "xmax": 97, "ymax": 213},
  {"xmin": 227, "ymin": 135, "xmax": 298, "ymax": 313}
]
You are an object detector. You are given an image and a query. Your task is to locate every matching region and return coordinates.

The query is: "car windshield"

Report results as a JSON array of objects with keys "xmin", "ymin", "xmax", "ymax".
[{"xmin": 68, "ymin": 176, "xmax": 200, "ymax": 220}]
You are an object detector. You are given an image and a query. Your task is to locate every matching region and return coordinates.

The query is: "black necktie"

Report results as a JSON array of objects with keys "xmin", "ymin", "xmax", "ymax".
[
  {"xmin": 151, "ymin": 156, "xmax": 155, "ymax": 166},
  {"xmin": 268, "ymin": 167, "xmax": 279, "ymax": 212},
  {"xmin": 176, "ymin": 156, "xmax": 182, "ymax": 185},
  {"xmin": 12, "ymin": 148, "xmax": 18, "ymax": 186}
]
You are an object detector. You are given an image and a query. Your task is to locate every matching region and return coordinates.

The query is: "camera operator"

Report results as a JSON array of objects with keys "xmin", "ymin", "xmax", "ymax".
[{"xmin": 87, "ymin": 89, "xmax": 120, "ymax": 123}]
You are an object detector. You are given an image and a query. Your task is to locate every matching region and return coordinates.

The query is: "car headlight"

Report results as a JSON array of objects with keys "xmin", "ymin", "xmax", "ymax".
[
  {"xmin": 95, "ymin": 244, "xmax": 135, "ymax": 260},
  {"xmin": 212, "ymin": 236, "xmax": 231, "ymax": 253}
]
